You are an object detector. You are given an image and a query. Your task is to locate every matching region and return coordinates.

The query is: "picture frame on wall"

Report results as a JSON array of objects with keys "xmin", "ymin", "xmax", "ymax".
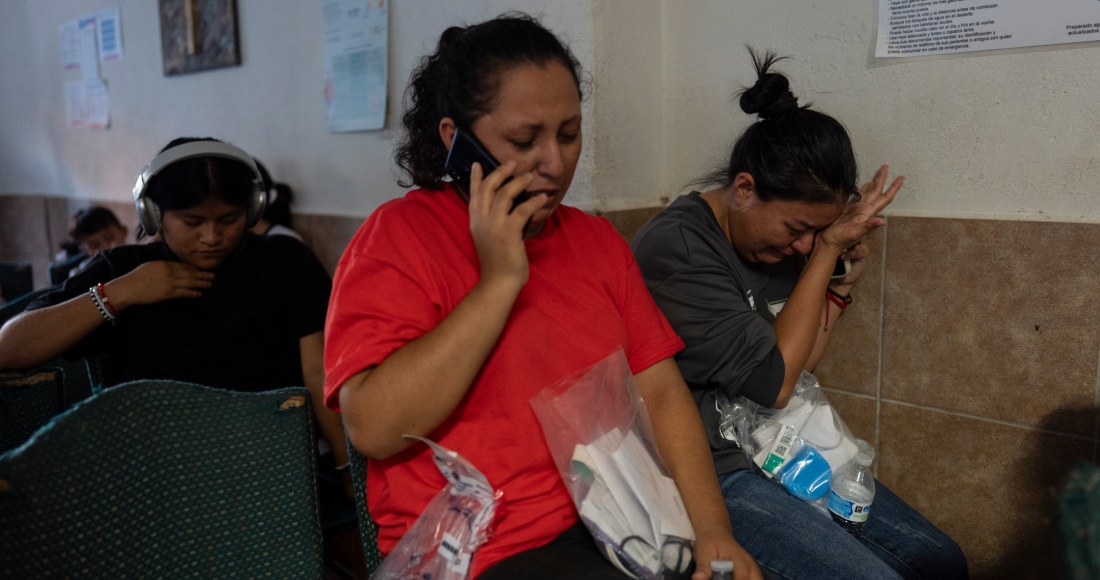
[{"xmin": 158, "ymin": 0, "xmax": 241, "ymax": 76}]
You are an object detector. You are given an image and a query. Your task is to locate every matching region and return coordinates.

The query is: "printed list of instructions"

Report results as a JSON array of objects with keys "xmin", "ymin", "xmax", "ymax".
[{"xmin": 877, "ymin": 0, "xmax": 1100, "ymax": 58}]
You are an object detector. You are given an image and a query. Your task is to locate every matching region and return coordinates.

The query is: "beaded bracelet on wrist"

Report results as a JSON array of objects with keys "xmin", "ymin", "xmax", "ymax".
[
  {"xmin": 96, "ymin": 283, "xmax": 120, "ymax": 318},
  {"xmin": 89, "ymin": 286, "xmax": 118, "ymax": 325}
]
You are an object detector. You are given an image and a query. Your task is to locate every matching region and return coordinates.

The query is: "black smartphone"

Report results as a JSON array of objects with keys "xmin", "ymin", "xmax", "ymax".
[{"xmin": 444, "ymin": 127, "xmax": 532, "ymax": 210}]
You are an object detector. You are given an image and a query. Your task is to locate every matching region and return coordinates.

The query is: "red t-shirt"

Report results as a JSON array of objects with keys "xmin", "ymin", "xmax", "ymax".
[{"xmin": 323, "ymin": 185, "xmax": 684, "ymax": 577}]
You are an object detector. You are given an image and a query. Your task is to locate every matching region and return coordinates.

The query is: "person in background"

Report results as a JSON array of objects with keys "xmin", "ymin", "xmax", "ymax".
[
  {"xmin": 0, "ymin": 137, "xmax": 350, "ymax": 485},
  {"xmin": 631, "ymin": 51, "xmax": 967, "ymax": 580},
  {"xmin": 252, "ymin": 160, "xmax": 304, "ymax": 242},
  {"xmin": 325, "ymin": 15, "xmax": 764, "ymax": 580},
  {"xmin": 71, "ymin": 207, "xmax": 129, "ymax": 259},
  {"xmin": 56, "ymin": 206, "xmax": 130, "ymax": 278}
]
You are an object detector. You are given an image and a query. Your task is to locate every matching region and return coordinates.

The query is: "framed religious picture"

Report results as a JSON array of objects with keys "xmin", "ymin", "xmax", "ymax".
[{"xmin": 159, "ymin": 0, "xmax": 241, "ymax": 76}]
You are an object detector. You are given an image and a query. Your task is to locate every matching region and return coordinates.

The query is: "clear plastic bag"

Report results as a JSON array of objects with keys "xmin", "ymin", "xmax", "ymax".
[
  {"xmin": 370, "ymin": 435, "xmax": 502, "ymax": 580},
  {"xmin": 530, "ymin": 349, "xmax": 695, "ymax": 580},
  {"xmin": 717, "ymin": 371, "xmax": 859, "ymax": 514}
]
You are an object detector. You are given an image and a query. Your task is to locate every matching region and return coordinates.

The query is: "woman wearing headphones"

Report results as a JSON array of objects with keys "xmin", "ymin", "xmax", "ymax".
[{"xmin": 0, "ymin": 137, "xmax": 349, "ymax": 471}]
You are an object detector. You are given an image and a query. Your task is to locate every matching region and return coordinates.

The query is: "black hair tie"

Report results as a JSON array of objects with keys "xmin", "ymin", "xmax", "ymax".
[{"xmin": 759, "ymin": 92, "xmax": 799, "ymax": 119}]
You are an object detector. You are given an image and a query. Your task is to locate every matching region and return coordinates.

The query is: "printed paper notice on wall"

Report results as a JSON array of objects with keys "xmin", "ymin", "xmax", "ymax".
[
  {"xmin": 76, "ymin": 14, "xmax": 100, "ymax": 79},
  {"xmin": 321, "ymin": 0, "xmax": 388, "ymax": 132},
  {"xmin": 65, "ymin": 79, "xmax": 110, "ymax": 130},
  {"xmin": 97, "ymin": 7, "xmax": 124, "ymax": 63},
  {"xmin": 877, "ymin": 0, "xmax": 1100, "ymax": 58},
  {"xmin": 59, "ymin": 20, "xmax": 80, "ymax": 70}
]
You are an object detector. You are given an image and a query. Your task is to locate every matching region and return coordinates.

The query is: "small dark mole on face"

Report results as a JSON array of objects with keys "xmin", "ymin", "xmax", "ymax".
[{"xmin": 1035, "ymin": 325, "xmax": 1041, "ymax": 332}]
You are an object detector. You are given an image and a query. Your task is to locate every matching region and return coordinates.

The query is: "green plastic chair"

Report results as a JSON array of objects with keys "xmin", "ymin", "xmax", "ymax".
[
  {"xmin": 346, "ymin": 434, "xmax": 385, "ymax": 574},
  {"xmin": 0, "ymin": 368, "xmax": 66, "ymax": 455},
  {"xmin": 0, "ymin": 287, "xmax": 52, "ymax": 326},
  {"xmin": 0, "ymin": 380, "xmax": 324, "ymax": 579},
  {"xmin": 1061, "ymin": 462, "xmax": 1100, "ymax": 579},
  {"xmin": 49, "ymin": 253, "xmax": 86, "ymax": 285},
  {"xmin": 0, "ymin": 261, "xmax": 33, "ymax": 303}
]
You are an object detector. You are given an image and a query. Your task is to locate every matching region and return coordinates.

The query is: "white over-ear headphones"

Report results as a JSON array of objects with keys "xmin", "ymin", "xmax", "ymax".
[{"xmin": 132, "ymin": 140, "xmax": 266, "ymax": 235}]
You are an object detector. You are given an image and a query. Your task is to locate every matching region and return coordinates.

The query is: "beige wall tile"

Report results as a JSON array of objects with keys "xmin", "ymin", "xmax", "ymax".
[
  {"xmin": 44, "ymin": 196, "xmax": 70, "ymax": 258},
  {"xmin": 822, "ymin": 388, "xmax": 878, "ymax": 447},
  {"xmin": 298, "ymin": 213, "xmax": 365, "ymax": 276},
  {"xmin": 0, "ymin": 195, "xmax": 51, "ymax": 289},
  {"xmin": 598, "ymin": 206, "xmax": 665, "ymax": 243},
  {"xmin": 879, "ymin": 402, "xmax": 1090, "ymax": 579},
  {"xmin": 815, "ymin": 227, "xmax": 885, "ymax": 396},
  {"xmin": 882, "ymin": 217, "xmax": 1100, "ymax": 436}
]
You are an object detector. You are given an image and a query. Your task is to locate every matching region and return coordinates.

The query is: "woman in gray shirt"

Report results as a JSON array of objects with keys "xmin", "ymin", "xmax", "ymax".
[{"xmin": 632, "ymin": 50, "xmax": 967, "ymax": 580}]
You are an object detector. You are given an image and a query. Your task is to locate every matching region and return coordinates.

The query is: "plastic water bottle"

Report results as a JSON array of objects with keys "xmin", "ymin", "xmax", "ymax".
[
  {"xmin": 828, "ymin": 439, "xmax": 875, "ymax": 537},
  {"xmin": 710, "ymin": 559, "xmax": 734, "ymax": 580}
]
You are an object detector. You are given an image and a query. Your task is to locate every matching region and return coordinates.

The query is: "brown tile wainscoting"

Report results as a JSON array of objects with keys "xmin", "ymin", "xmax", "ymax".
[
  {"xmin": 816, "ymin": 216, "xmax": 1099, "ymax": 579},
  {"xmin": 2, "ymin": 193, "xmax": 1093, "ymax": 577}
]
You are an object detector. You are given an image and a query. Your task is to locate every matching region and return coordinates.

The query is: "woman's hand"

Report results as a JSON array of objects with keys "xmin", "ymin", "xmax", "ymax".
[
  {"xmin": 106, "ymin": 261, "xmax": 215, "ymax": 309},
  {"xmin": 467, "ymin": 161, "xmax": 548, "ymax": 291},
  {"xmin": 818, "ymin": 164, "xmax": 903, "ymax": 256},
  {"xmin": 691, "ymin": 531, "xmax": 764, "ymax": 580},
  {"xmin": 831, "ymin": 238, "xmax": 872, "ymax": 288}
]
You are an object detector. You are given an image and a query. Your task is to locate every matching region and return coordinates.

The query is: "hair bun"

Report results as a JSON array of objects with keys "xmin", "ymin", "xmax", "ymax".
[{"xmin": 739, "ymin": 49, "xmax": 800, "ymax": 120}]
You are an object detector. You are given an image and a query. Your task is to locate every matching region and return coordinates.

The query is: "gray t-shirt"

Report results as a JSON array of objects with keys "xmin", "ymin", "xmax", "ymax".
[{"xmin": 632, "ymin": 192, "xmax": 800, "ymax": 475}]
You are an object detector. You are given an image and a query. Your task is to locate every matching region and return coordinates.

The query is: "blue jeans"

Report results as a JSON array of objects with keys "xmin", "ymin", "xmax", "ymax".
[{"xmin": 720, "ymin": 469, "xmax": 968, "ymax": 580}]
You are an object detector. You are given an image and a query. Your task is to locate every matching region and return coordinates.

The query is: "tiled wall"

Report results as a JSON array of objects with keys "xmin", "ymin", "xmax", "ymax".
[
  {"xmin": 0, "ymin": 195, "xmax": 139, "ymax": 289},
  {"xmin": 815, "ymin": 217, "xmax": 1098, "ymax": 579},
  {"xmin": 0, "ymin": 195, "xmax": 75, "ymax": 289},
  {"xmin": 2, "ymin": 194, "xmax": 1090, "ymax": 577}
]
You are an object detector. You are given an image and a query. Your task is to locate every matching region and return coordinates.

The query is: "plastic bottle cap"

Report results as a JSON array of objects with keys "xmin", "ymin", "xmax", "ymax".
[
  {"xmin": 711, "ymin": 560, "xmax": 734, "ymax": 572},
  {"xmin": 855, "ymin": 439, "xmax": 875, "ymax": 466}
]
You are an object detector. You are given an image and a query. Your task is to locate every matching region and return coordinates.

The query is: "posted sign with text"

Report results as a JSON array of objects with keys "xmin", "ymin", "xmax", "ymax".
[{"xmin": 877, "ymin": 0, "xmax": 1100, "ymax": 58}]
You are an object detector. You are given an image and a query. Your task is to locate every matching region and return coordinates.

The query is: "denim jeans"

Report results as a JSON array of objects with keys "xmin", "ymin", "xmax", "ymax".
[{"xmin": 720, "ymin": 469, "xmax": 968, "ymax": 580}]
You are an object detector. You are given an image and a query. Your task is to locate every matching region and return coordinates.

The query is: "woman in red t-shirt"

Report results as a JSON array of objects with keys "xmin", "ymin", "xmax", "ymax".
[{"xmin": 324, "ymin": 15, "xmax": 763, "ymax": 580}]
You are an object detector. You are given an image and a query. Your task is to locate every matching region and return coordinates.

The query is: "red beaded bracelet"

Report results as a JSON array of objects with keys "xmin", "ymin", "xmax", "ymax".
[
  {"xmin": 826, "ymin": 287, "xmax": 852, "ymax": 309},
  {"xmin": 824, "ymin": 288, "xmax": 851, "ymax": 331},
  {"xmin": 96, "ymin": 283, "xmax": 121, "ymax": 318}
]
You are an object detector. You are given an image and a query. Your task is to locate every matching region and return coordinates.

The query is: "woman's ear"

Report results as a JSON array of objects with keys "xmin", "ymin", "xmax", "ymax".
[
  {"xmin": 438, "ymin": 117, "xmax": 457, "ymax": 150},
  {"xmin": 732, "ymin": 172, "xmax": 758, "ymax": 209}
]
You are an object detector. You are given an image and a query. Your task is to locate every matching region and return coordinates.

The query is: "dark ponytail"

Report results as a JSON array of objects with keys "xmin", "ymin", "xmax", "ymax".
[
  {"xmin": 697, "ymin": 48, "xmax": 859, "ymax": 204},
  {"xmin": 395, "ymin": 14, "xmax": 583, "ymax": 189}
]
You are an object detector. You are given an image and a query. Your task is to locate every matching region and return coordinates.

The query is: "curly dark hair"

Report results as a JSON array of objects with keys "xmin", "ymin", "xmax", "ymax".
[
  {"xmin": 394, "ymin": 13, "xmax": 582, "ymax": 189},
  {"xmin": 695, "ymin": 48, "xmax": 860, "ymax": 204}
]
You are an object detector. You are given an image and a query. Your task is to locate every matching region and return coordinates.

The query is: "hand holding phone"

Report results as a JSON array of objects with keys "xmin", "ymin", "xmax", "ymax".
[
  {"xmin": 444, "ymin": 127, "xmax": 533, "ymax": 211},
  {"xmin": 832, "ymin": 258, "xmax": 851, "ymax": 279}
]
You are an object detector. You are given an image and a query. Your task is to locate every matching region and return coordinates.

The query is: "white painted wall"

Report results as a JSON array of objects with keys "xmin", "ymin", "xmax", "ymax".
[
  {"xmin": 587, "ymin": 0, "xmax": 664, "ymax": 211},
  {"xmin": 660, "ymin": 1, "xmax": 1100, "ymax": 221},
  {"xmin": 3, "ymin": 1, "xmax": 1099, "ymax": 220},
  {"xmin": 0, "ymin": 0, "xmax": 595, "ymax": 217}
]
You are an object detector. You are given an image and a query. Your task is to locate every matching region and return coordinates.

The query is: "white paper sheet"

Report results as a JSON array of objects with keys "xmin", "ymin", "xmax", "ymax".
[
  {"xmin": 77, "ymin": 14, "xmax": 100, "ymax": 80},
  {"xmin": 59, "ymin": 20, "xmax": 80, "ymax": 70},
  {"xmin": 877, "ymin": 0, "xmax": 1100, "ymax": 58},
  {"xmin": 65, "ymin": 79, "xmax": 110, "ymax": 130},
  {"xmin": 97, "ymin": 7, "xmax": 124, "ymax": 63},
  {"xmin": 581, "ymin": 429, "xmax": 656, "ymax": 548},
  {"xmin": 321, "ymin": 0, "xmax": 387, "ymax": 132}
]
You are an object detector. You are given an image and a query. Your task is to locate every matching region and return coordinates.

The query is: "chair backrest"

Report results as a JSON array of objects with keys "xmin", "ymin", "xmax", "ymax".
[
  {"xmin": 0, "ymin": 262, "xmax": 33, "ymax": 303},
  {"xmin": 0, "ymin": 287, "xmax": 52, "ymax": 326},
  {"xmin": 1061, "ymin": 461, "xmax": 1100, "ymax": 578},
  {"xmin": 48, "ymin": 253, "xmax": 86, "ymax": 285},
  {"xmin": 0, "ymin": 380, "xmax": 324, "ymax": 578},
  {"xmin": 0, "ymin": 368, "xmax": 66, "ymax": 455},
  {"xmin": 347, "ymin": 435, "xmax": 384, "ymax": 573}
]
